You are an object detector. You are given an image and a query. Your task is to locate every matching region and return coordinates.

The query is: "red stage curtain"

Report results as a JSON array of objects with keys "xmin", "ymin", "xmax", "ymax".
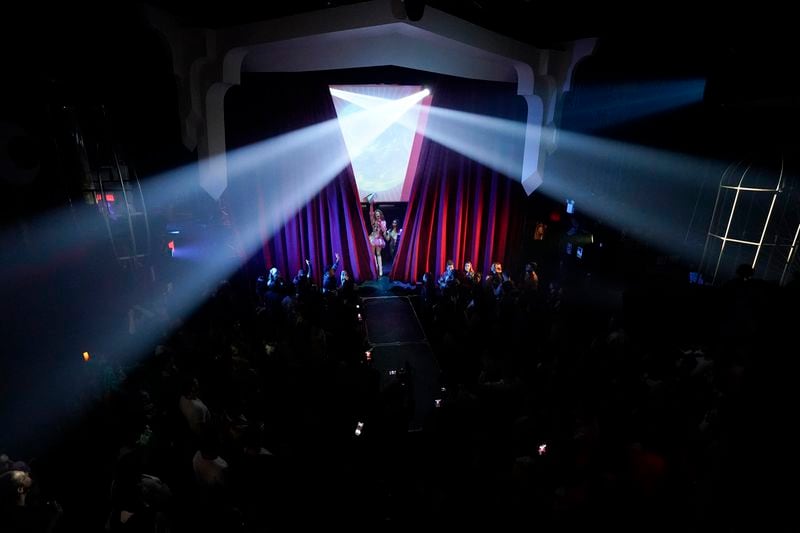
[{"xmin": 390, "ymin": 86, "xmax": 526, "ymax": 283}]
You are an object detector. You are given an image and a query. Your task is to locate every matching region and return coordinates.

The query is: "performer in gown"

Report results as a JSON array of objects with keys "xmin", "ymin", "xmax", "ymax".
[{"xmin": 368, "ymin": 194, "xmax": 387, "ymax": 277}]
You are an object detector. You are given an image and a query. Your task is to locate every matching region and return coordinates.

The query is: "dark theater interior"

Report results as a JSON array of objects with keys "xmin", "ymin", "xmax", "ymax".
[{"xmin": 2, "ymin": 3, "xmax": 798, "ymax": 531}]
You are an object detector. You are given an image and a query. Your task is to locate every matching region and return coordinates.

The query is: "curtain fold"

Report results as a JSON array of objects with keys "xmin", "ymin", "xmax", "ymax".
[
  {"xmin": 225, "ymin": 74, "xmax": 375, "ymax": 283},
  {"xmin": 225, "ymin": 69, "xmax": 526, "ymax": 286},
  {"xmin": 390, "ymin": 82, "xmax": 526, "ymax": 283}
]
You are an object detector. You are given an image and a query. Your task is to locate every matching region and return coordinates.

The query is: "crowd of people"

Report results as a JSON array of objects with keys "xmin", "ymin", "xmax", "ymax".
[{"xmin": 2, "ymin": 247, "xmax": 797, "ymax": 531}]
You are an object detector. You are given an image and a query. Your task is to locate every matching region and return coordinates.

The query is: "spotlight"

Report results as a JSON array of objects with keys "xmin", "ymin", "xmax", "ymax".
[{"xmin": 82, "ymin": 351, "xmax": 90, "ymax": 362}]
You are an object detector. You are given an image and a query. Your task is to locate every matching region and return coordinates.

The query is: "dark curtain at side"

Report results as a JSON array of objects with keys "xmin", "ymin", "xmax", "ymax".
[
  {"xmin": 391, "ymin": 80, "xmax": 527, "ymax": 283},
  {"xmin": 224, "ymin": 73, "xmax": 374, "ymax": 283}
]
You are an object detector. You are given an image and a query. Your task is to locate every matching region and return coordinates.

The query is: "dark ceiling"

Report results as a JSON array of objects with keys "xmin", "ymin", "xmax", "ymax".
[
  {"xmin": 4, "ymin": 1, "xmax": 798, "ymax": 142},
  {"xmin": 8, "ymin": 1, "xmax": 796, "ymax": 80},
  {"xmin": 140, "ymin": 0, "xmax": 717, "ymax": 51},
  {"xmin": 145, "ymin": 0, "xmax": 601, "ymax": 47},
  {"xmin": 139, "ymin": 1, "xmax": 781, "ymax": 54},
  {"xmin": 138, "ymin": 1, "xmax": 798, "ymax": 85}
]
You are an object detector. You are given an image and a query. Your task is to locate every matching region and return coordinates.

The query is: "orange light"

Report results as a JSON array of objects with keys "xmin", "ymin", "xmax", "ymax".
[{"xmin": 82, "ymin": 351, "xmax": 90, "ymax": 362}]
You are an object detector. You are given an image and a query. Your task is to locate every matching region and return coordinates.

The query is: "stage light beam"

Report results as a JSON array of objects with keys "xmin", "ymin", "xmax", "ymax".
[{"xmin": 0, "ymin": 92, "xmax": 427, "ymax": 445}]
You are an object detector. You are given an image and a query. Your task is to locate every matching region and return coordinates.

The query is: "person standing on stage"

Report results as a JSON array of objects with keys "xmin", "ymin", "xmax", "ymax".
[
  {"xmin": 385, "ymin": 219, "xmax": 402, "ymax": 263},
  {"xmin": 368, "ymin": 195, "xmax": 387, "ymax": 277}
]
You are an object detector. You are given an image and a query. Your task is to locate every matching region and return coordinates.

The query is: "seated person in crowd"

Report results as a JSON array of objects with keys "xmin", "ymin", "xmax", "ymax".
[
  {"xmin": 192, "ymin": 433, "xmax": 229, "ymax": 490},
  {"xmin": 267, "ymin": 267, "xmax": 284, "ymax": 291},
  {"xmin": 339, "ymin": 269, "xmax": 355, "ymax": 295},
  {"xmin": 521, "ymin": 262, "xmax": 539, "ymax": 291},
  {"xmin": 179, "ymin": 377, "xmax": 210, "ymax": 436},
  {"xmin": 0, "ymin": 469, "xmax": 62, "ymax": 533},
  {"xmin": 486, "ymin": 261, "xmax": 510, "ymax": 298}
]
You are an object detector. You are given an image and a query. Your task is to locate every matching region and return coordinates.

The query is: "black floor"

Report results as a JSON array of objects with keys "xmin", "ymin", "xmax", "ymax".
[
  {"xmin": 361, "ymin": 296, "xmax": 440, "ymax": 430},
  {"xmin": 362, "ymin": 297, "xmax": 425, "ymax": 344}
]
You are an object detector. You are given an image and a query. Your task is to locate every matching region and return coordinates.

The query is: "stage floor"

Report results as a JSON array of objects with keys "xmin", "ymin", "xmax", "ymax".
[{"xmin": 362, "ymin": 296, "xmax": 440, "ymax": 430}]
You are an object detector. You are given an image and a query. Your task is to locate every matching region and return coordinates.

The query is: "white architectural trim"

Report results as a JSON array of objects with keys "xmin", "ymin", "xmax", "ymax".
[{"xmin": 147, "ymin": 0, "xmax": 595, "ymax": 199}]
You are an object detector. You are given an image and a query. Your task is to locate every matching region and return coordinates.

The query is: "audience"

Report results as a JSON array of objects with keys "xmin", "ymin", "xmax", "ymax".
[{"xmin": 5, "ymin": 258, "xmax": 794, "ymax": 530}]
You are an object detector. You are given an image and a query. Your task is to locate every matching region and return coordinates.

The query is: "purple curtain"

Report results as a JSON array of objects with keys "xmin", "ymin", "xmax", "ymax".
[
  {"xmin": 225, "ymin": 70, "xmax": 527, "ymax": 285},
  {"xmin": 225, "ymin": 74, "xmax": 375, "ymax": 283}
]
